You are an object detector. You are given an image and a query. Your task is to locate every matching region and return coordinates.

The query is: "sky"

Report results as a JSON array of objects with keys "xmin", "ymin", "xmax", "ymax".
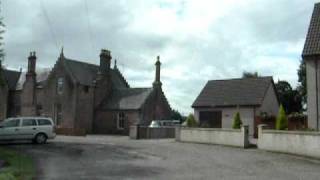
[{"xmin": 1, "ymin": 0, "xmax": 318, "ymax": 114}]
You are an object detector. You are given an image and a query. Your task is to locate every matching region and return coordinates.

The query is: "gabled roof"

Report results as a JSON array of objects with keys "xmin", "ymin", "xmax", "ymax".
[
  {"xmin": 192, "ymin": 77, "xmax": 273, "ymax": 108},
  {"xmin": 102, "ymin": 88, "xmax": 153, "ymax": 110},
  {"xmin": 2, "ymin": 69, "xmax": 21, "ymax": 90},
  {"xmin": 63, "ymin": 58, "xmax": 129, "ymax": 88},
  {"xmin": 303, "ymin": 3, "xmax": 320, "ymax": 57}
]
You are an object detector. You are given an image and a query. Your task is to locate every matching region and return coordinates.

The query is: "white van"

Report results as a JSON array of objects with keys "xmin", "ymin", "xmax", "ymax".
[{"xmin": 0, "ymin": 117, "xmax": 56, "ymax": 144}]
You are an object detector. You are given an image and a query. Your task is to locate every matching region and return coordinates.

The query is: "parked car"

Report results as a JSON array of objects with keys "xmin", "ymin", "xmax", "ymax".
[
  {"xmin": 149, "ymin": 120, "xmax": 180, "ymax": 128},
  {"xmin": 0, "ymin": 117, "xmax": 56, "ymax": 144}
]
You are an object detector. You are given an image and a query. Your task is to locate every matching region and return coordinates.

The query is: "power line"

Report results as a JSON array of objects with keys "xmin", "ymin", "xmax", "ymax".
[
  {"xmin": 39, "ymin": 0, "xmax": 59, "ymax": 50},
  {"xmin": 84, "ymin": 0, "xmax": 95, "ymax": 57}
]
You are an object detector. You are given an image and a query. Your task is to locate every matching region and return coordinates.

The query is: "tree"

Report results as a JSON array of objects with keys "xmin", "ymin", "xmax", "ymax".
[
  {"xmin": 232, "ymin": 112, "xmax": 242, "ymax": 129},
  {"xmin": 186, "ymin": 114, "xmax": 197, "ymax": 127},
  {"xmin": 171, "ymin": 109, "xmax": 186, "ymax": 123},
  {"xmin": 297, "ymin": 59, "xmax": 306, "ymax": 108},
  {"xmin": 242, "ymin": 71, "xmax": 259, "ymax": 78},
  {"xmin": 0, "ymin": 1, "xmax": 4, "ymax": 62},
  {"xmin": 276, "ymin": 105, "xmax": 288, "ymax": 130},
  {"xmin": 275, "ymin": 80, "xmax": 302, "ymax": 114}
]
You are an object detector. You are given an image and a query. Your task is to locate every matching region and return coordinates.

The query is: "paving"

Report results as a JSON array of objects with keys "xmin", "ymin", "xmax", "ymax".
[{"xmin": 3, "ymin": 135, "xmax": 320, "ymax": 180}]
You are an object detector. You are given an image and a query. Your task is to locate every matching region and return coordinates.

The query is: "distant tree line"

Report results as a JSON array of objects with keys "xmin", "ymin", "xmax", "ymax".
[{"xmin": 242, "ymin": 59, "xmax": 306, "ymax": 114}]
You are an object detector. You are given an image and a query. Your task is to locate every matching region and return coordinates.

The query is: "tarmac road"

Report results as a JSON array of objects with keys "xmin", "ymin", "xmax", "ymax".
[{"xmin": 5, "ymin": 135, "xmax": 320, "ymax": 180}]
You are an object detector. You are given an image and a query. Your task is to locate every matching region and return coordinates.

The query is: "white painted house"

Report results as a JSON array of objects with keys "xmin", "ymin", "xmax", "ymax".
[
  {"xmin": 303, "ymin": 3, "xmax": 320, "ymax": 131},
  {"xmin": 192, "ymin": 77, "xmax": 279, "ymax": 135}
]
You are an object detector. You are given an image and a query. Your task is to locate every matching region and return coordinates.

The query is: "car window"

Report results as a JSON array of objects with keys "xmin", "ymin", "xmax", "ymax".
[
  {"xmin": 22, "ymin": 119, "xmax": 37, "ymax": 126},
  {"xmin": 3, "ymin": 119, "xmax": 20, "ymax": 128},
  {"xmin": 37, "ymin": 119, "xmax": 52, "ymax": 126}
]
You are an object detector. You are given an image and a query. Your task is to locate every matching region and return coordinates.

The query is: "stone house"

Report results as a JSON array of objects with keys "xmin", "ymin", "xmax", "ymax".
[
  {"xmin": 302, "ymin": 3, "xmax": 320, "ymax": 131},
  {"xmin": 0, "ymin": 49, "xmax": 172, "ymax": 135},
  {"xmin": 192, "ymin": 77, "xmax": 279, "ymax": 135}
]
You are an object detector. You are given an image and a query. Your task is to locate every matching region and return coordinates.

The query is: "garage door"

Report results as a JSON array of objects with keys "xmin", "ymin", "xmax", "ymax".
[{"xmin": 199, "ymin": 111, "xmax": 222, "ymax": 128}]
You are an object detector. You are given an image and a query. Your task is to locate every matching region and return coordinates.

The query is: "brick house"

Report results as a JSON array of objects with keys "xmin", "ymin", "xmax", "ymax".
[
  {"xmin": 192, "ymin": 77, "xmax": 279, "ymax": 135},
  {"xmin": 0, "ymin": 49, "xmax": 171, "ymax": 135}
]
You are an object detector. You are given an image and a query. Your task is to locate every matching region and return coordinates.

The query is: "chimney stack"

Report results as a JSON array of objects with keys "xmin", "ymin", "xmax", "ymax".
[
  {"xmin": 27, "ymin": 51, "xmax": 36, "ymax": 74},
  {"xmin": 99, "ymin": 49, "xmax": 111, "ymax": 74}
]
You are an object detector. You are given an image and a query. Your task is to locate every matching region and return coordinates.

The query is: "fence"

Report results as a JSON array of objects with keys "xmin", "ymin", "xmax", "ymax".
[{"xmin": 129, "ymin": 125, "xmax": 175, "ymax": 139}]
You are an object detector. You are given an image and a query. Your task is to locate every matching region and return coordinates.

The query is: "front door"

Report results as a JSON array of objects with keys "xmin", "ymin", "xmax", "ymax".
[
  {"xmin": 199, "ymin": 111, "xmax": 222, "ymax": 128},
  {"xmin": 19, "ymin": 118, "xmax": 38, "ymax": 139}
]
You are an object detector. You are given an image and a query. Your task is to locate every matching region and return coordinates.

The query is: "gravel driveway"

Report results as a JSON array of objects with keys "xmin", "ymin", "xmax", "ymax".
[{"xmin": 6, "ymin": 135, "xmax": 320, "ymax": 180}]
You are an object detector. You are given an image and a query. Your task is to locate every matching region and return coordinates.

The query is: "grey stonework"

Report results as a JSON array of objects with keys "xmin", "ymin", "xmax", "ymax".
[{"xmin": 0, "ymin": 49, "xmax": 172, "ymax": 135}]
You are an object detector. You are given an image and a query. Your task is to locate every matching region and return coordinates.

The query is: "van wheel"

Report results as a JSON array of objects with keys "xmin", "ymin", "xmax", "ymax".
[{"xmin": 34, "ymin": 133, "xmax": 47, "ymax": 144}]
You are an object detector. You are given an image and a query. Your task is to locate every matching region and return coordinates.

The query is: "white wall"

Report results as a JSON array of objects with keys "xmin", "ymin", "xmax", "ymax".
[
  {"xmin": 306, "ymin": 59, "xmax": 319, "ymax": 130},
  {"xmin": 258, "ymin": 125, "xmax": 320, "ymax": 158},
  {"xmin": 176, "ymin": 126, "xmax": 249, "ymax": 148},
  {"xmin": 259, "ymin": 84, "xmax": 279, "ymax": 116}
]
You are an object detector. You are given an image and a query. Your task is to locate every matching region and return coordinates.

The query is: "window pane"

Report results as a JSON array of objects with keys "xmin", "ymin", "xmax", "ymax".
[
  {"xmin": 22, "ymin": 119, "xmax": 37, "ymax": 126},
  {"xmin": 3, "ymin": 119, "xmax": 20, "ymax": 127},
  {"xmin": 37, "ymin": 119, "xmax": 52, "ymax": 126}
]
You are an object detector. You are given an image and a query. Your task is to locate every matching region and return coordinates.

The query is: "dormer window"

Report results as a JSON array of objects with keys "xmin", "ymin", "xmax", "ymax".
[{"xmin": 57, "ymin": 77, "xmax": 64, "ymax": 95}]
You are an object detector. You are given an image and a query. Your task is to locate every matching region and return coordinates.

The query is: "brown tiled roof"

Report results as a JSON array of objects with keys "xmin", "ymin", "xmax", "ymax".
[
  {"xmin": 192, "ymin": 77, "xmax": 273, "ymax": 108},
  {"xmin": 3, "ymin": 69, "xmax": 21, "ymax": 90},
  {"xmin": 64, "ymin": 58, "xmax": 129, "ymax": 88},
  {"xmin": 303, "ymin": 3, "xmax": 320, "ymax": 57}
]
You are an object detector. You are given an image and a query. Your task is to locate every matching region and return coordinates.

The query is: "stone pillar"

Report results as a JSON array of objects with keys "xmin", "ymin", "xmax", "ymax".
[
  {"xmin": 242, "ymin": 125, "xmax": 249, "ymax": 148},
  {"xmin": 129, "ymin": 125, "xmax": 138, "ymax": 139},
  {"xmin": 175, "ymin": 126, "xmax": 181, "ymax": 141}
]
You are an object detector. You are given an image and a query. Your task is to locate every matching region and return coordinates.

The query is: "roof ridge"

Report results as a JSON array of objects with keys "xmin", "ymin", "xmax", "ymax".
[
  {"xmin": 64, "ymin": 57, "xmax": 98, "ymax": 67},
  {"xmin": 208, "ymin": 76, "xmax": 272, "ymax": 82}
]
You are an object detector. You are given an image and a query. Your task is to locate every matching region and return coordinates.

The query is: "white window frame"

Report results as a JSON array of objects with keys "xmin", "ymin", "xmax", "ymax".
[{"xmin": 117, "ymin": 112, "xmax": 125, "ymax": 130}]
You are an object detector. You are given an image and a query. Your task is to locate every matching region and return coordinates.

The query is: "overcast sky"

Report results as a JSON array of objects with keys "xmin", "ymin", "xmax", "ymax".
[{"xmin": 1, "ymin": 0, "xmax": 318, "ymax": 114}]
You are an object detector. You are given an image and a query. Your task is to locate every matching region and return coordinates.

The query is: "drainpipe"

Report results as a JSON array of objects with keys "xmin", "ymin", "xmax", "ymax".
[{"xmin": 316, "ymin": 59, "xmax": 319, "ymax": 131}]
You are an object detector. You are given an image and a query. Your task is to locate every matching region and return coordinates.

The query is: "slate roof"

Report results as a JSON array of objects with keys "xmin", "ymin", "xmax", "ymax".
[
  {"xmin": 192, "ymin": 77, "xmax": 273, "ymax": 108},
  {"xmin": 2, "ymin": 69, "xmax": 21, "ymax": 90},
  {"xmin": 303, "ymin": 3, "xmax": 320, "ymax": 57},
  {"xmin": 102, "ymin": 88, "xmax": 153, "ymax": 110},
  {"xmin": 64, "ymin": 58, "xmax": 129, "ymax": 88}
]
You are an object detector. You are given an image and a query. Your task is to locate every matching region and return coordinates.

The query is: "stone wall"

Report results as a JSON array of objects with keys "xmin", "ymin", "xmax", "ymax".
[
  {"xmin": 176, "ymin": 126, "xmax": 250, "ymax": 148},
  {"xmin": 257, "ymin": 125, "xmax": 320, "ymax": 158},
  {"xmin": 94, "ymin": 110, "xmax": 140, "ymax": 135}
]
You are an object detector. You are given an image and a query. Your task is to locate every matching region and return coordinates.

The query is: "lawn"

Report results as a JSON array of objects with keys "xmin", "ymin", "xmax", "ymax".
[{"xmin": 0, "ymin": 147, "xmax": 35, "ymax": 180}]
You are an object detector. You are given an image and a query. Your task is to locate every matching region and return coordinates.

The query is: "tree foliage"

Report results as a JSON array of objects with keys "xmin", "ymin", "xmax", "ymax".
[
  {"xmin": 276, "ymin": 105, "xmax": 288, "ymax": 130},
  {"xmin": 186, "ymin": 114, "xmax": 197, "ymax": 127},
  {"xmin": 171, "ymin": 109, "xmax": 186, "ymax": 123},
  {"xmin": 297, "ymin": 59, "xmax": 306, "ymax": 108},
  {"xmin": 0, "ymin": 1, "xmax": 4, "ymax": 62},
  {"xmin": 242, "ymin": 71, "xmax": 259, "ymax": 78},
  {"xmin": 275, "ymin": 80, "xmax": 302, "ymax": 114},
  {"xmin": 232, "ymin": 112, "xmax": 242, "ymax": 129}
]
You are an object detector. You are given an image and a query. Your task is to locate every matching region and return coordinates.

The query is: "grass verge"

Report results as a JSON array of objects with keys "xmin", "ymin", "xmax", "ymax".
[{"xmin": 0, "ymin": 147, "xmax": 35, "ymax": 180}]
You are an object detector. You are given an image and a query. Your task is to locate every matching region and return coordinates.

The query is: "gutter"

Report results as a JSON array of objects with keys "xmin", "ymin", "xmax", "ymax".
[{"xmin": 316, "ymin": 60, "xmax": 319, "ymax": 131}]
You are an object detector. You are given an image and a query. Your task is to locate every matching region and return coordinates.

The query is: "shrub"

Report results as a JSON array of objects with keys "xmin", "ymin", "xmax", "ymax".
[
  {"xmin": 186, "ymin": 114, "xmax": 197, "ymax": 127},
  {"xmin": 232, "ymin": 112, "xmax": 242, "ymax": 129},
  {"xmin": 276, "ymin": 104, "xmax": 288, "ymax": 130}
]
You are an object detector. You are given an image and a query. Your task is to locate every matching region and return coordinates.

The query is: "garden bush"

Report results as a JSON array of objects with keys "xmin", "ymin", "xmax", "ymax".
[
  {"xmin": 232, "ymin": 112, "xmax": 242, "ymax": 129},
  {"xmin": 276, "ymin": 105, "xmax": 288, "ymax": 130},
  {"xmin": 186, "ymin": 114, "xmax": 197, "ymax": 127}
]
